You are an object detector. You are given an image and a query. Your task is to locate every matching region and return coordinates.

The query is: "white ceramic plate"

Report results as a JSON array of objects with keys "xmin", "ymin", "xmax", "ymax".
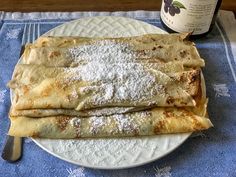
[{"xmin": 16, "ymin": 16, "xmax": 192, "ymax": 169}]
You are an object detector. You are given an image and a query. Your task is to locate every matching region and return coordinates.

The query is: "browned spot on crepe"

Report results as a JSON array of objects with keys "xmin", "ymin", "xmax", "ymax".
[
  {"xmin": 56, "ymin": 116, "xmax": 71, "ymax": 131},
  {"xmin": 31, "ymin": 132, "xmax": 40, "ymax": 138},
  {"xmin": 41, "ymin": 41, "xmax": 46, "ymax": 47},
  {"xmin": 166, "ymin": 96, "xmax": 174, "ymax": 105},
  {"xmin": 41, "ymin": 85, "xmax": 52, "ymax": 97},
  {"xmin": 151, "ymin": 37, "xmax": 156, "ymax": 41},
  {"xmin": 45, "ymin": 104, "xmax": 53, "ymax": 109},
  {"xmin": 133, "ymin": 129, "xmax": 140, "ymax": 136},
  {"xmin": 163, "ymin": 110, "xmax": 175, "ymax": 118},
  {"xmin": 154, "ymin": 120, "xmax": 166, "ymax": 134},
  {"xmin": 180, "ymin": 109, "xmax": 193, "ymax": 117},
  {"xmin": 57, "ymin": 40, "xmax": 73, "ymax": 47},
  {"xmin": 48, "ymin": 51, "xmax": 61, "ymax": 59},
  {"xmin": 189, "ymin": 70, "xmax": 200, "ymax": 84},
  {"xmin": 29, "ymin": 77, "xmax": 35, "ymax": 82},
  {"xmin": 22, "ymin": 85, "xmax": 30, "ymax": 94},
  {"xmin": 179, "ymin": 50, "xmax": 188, "ymax": 58}
]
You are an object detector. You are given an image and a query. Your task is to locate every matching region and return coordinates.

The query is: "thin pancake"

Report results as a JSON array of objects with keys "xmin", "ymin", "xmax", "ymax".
[
  {"xmin": 9, "ymin": 70, "xmax": 202, "ymax": 118},
  {"xmin": 33, "ymin": 33, "xmax": 193, "ymax": 48},
  {"xmin": 23, "ymin": 33, "xmax": 204, "ymax": 67},
  {"xmin": 23, "ymin": 44, "xmax": 201, "ymax": 68},
  {"xmin": 8, "ymin": 64, "xmax": 200, "ymax": 110},
  {"xmin": 8, "ymin": 107, "xmax": 213, "ymax": 138}
]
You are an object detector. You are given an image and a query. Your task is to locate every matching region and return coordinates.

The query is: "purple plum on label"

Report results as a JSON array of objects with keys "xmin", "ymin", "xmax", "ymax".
[
  {"xmin": 164, "ymin": 0, "xmax": 173, "ymax": 5},
  {"xmin": 174, "ymin": 6, "xmax": 180, "ymax": 14},
  {"xmin": 163, "ymin": 0, "xmax": 185, "ymax": 16},
  {"xmin": 164, "ymin": 5, "xmax": 169, "ymax": 13},
  {"xmin": 169, "ymin": 5, "xmax": 176, "ymax": 16}
]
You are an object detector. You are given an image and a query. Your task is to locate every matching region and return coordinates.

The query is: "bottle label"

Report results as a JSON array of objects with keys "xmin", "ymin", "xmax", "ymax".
[{"xmin": 161, "ymin": 0, "xmax": 218, "ymax": 35}]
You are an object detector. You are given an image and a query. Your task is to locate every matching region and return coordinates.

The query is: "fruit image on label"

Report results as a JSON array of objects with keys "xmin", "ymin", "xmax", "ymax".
[
  {"xmin": 161, "ymin": 0, "xmax": 218, "ymax": 34},
  {"xmin": 164, "ymin": 0, "xmax": 186, "ymax": 16}
]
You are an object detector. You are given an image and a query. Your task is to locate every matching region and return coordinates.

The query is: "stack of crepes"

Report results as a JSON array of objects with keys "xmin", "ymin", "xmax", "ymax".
[{"xmin": 7, "ymin": 33, "xmax": 213, "ymax": 139}]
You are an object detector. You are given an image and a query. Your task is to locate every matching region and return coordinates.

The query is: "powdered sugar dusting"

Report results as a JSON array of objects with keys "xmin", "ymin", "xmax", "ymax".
[
  {"xmin": 70, "ymin": 118, "xmax": 81, "ymax": 136},
  {"xmin": 70, "ymin": 89, "xmax": 79, "ymax": 99},
  {"xmin": 89, "ymin": 116, "xmax": 107, "ymax": 134},
  {"xmin": 69, "ymin": 110, "xmax": 151, "ymax": 136},
  {"xmin": 70, "ymin": 118, "xmax": 81, "ymax": 127},
  {"xmin": 76, "ymin": 63, "xmax": 164, "ymax": 103},
  {"xmin": 65, "ymin": 40, "xmax": 165, "ymax": 107},
  {"xmin": 68, "ymin": 40, "xmax": 135, "ymax": 63},
  {"xmin": 85, "ymin": 107, "xmax": 136, "ymax": 116},
  {"xmin": 115, "ymin": 114, "xmax": 139, "ymax": 134}
]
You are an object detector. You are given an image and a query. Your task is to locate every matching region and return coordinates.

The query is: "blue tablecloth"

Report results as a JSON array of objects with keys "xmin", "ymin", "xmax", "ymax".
[{"xmin": 0, "ymin": 11, "xmax": 236, "ymax": 177}]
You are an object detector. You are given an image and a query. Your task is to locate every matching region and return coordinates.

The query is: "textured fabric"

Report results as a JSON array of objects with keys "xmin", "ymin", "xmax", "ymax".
[{"xmin": 0, "ymin": 10, "xmax": 236, "ymax": 177}]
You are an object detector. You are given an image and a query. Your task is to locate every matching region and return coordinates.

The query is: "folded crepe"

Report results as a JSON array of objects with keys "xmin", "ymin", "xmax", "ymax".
[
  {"xmin": 9, "ymin": 71, "xmax": 204, "ymax": 118},
  {"xmin": 22, "ymin": 33, "xmax": 204, "ymax": 67},
  {"xmin": 33, "ymin": 33, "xmax": 197, "ymax": 48},
  {"xmin": 8, "ymin": 107, "xmax": 212, "ymax": 138},
  {"xmin": 8, "ymin": 64, "xmax": 200, "ymax": 110}
]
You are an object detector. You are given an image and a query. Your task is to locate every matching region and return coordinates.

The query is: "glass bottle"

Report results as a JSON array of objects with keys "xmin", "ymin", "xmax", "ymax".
[{"xmin": 160, "ymin": 0, "xmax": 222, "ymax": 38}]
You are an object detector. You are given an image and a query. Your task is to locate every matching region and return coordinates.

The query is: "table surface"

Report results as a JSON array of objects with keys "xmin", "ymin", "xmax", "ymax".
[
  {"xmin": 0, "ymin": 10, "xmax": 236, "ymax": 177},
  {"xmin": 0, "ymin": 0, "xmax": 235, "ymax": 13}
]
